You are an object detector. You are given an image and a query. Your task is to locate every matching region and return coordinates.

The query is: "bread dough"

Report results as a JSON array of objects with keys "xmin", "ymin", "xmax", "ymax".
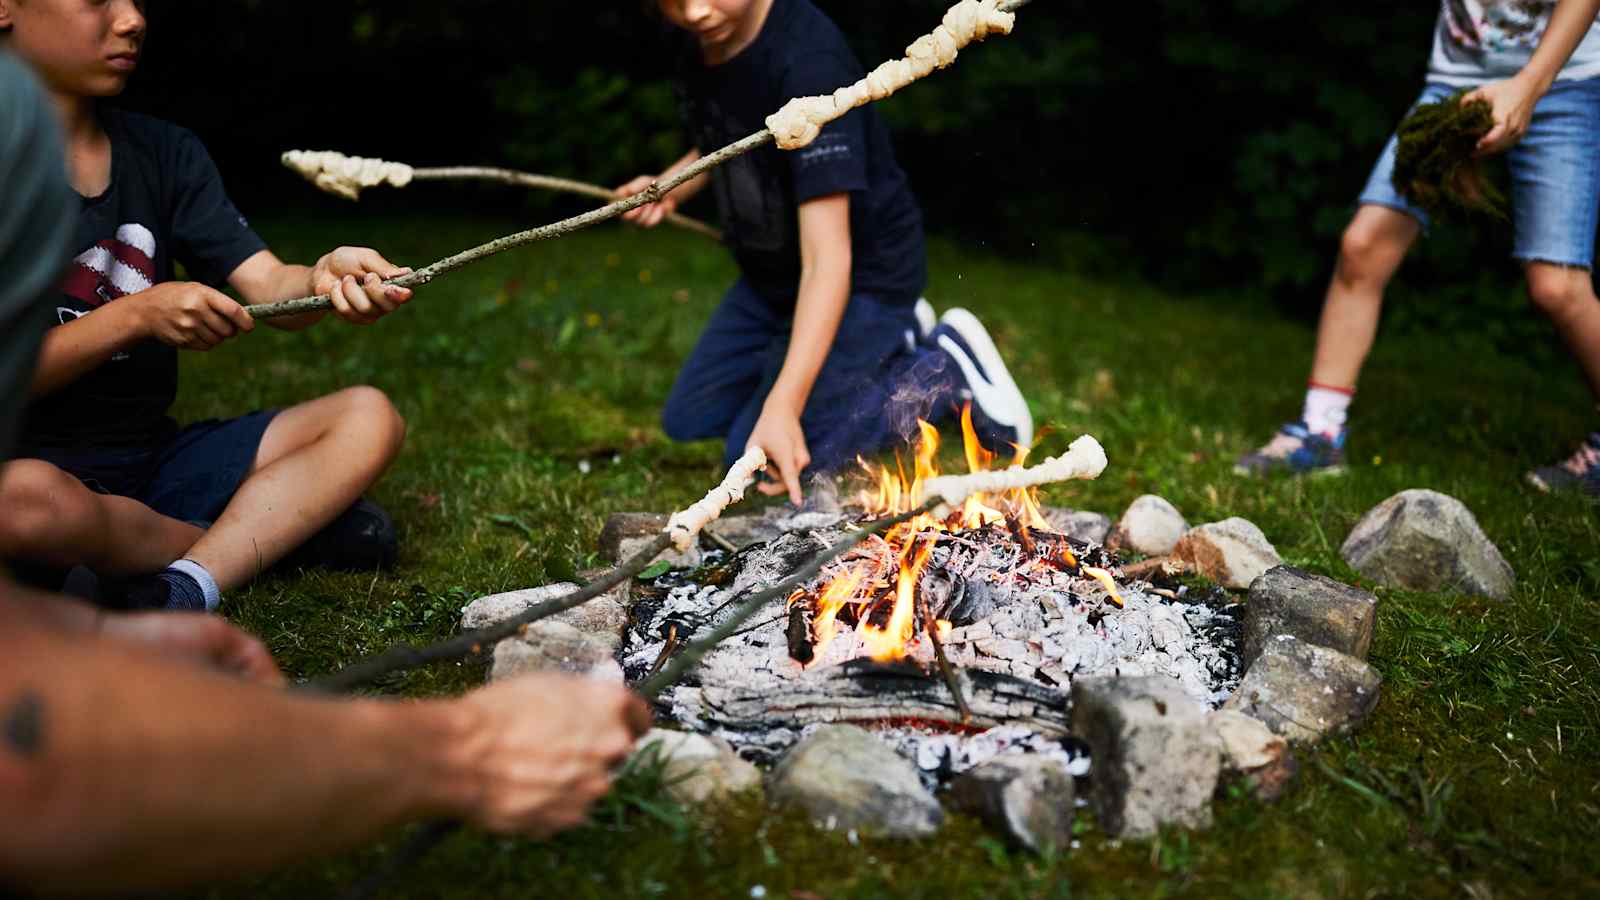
[{"xmin": 281, "ymin": 150, "xmax": 415, "ymax": 201}]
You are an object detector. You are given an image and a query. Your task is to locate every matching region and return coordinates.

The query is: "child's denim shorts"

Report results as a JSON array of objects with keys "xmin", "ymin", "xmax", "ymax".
[{"xmin": 1358, "ymin": 77, "xmax": 1600, "ymax": 268}]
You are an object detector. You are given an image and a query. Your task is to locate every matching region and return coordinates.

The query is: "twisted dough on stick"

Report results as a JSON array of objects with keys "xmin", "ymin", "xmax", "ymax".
[
  {"xmin": 917, "ymin": 435, "xmax": 1108, "ymax": 511},
  {"xmin": 765, "ymin": 0, "xmax": 1014, "ymax": 149},
  {"xmin": 665, "ymin": 447, "xmax": 768, "ymax": 551},
  {"xmin": 281, "ymin": 150, "xmax": 415, "ymax": 201}
]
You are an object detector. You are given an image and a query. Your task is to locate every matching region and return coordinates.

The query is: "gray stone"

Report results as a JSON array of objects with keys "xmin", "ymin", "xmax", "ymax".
[
  {"xmin": 1223, "ymin": 635, "xmax": 1381, "ymax": 744},
  {"xmin": 461, "ymin": 581, "xmax": 628, "ymax": 649},
  {"xmin": 1207, "ymin": 710, "xmax": 1297, "ymax": 802},
  {"xmin": 599, "ymin": 511, "xmax": 701, "ymax": 568},
  {"xmin": 1070, "ymin": 676, "xmax": 1220, "ymax": 838},
  {"xmin": 631, "ymin": 728, "xmax": 762, "ymax": 805},
  {"xmin": 1243, "ymin": 566, "xmax": 1377, "ymax": 668},
  {"xmin": 1112, "ymin": 495, "xmax": 1188, "ymax": 556},
  {"xmin": 488, "ymin": 620, "xmax": 624, "ymax": 684},
  {"xmin": 767, "ymin": 725, "xmax": 943, "ymax": 838},
  {"xmin": 1173, "ymin": 518, "xmax": 1283, "ymax": 590},
  {"xmin": 950, "ymin": 756, "xmax": 1076, "ymax": 852},
  {"xmin": 1043, "ymin": 507, "xmax": 1113, "ymax": 544},
  {"xmin": 1340, "ymin": 489, "xmax": 1514, "ymax": 601}
]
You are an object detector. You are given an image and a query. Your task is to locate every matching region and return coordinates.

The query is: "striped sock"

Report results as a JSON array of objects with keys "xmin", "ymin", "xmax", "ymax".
[
  {"xmin": 1302, "ymin": 383, "xmax": 1353, "ymax": 438},
  {"xmin": 166, "ymin": 558, "xmax": 222, "ymax": 612}
]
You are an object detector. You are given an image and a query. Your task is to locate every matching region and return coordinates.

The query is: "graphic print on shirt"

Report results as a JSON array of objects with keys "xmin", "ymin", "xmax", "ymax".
[
  {"xmin": 1444, "ymin": 0, "xmax": 1556, "ymax": 52},
  {"xmin": 57, "ymin": 222, "xmax": 157, "ymax": 361}
]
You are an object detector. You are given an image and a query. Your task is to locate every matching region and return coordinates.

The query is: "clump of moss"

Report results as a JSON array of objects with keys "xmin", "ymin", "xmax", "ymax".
[{"xmin": 1392, "ymin": 91, "xmax": 1506, "ymax": 222}]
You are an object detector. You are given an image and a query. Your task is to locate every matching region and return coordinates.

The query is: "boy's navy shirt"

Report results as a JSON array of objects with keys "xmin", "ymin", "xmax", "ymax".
[
  {"xmin": 678, "ymin": 0, "xmax": 927, "ymax": 308},
  {"xmin": 19, "ymin": 110, "xmax": 266, "ymax": 453}
]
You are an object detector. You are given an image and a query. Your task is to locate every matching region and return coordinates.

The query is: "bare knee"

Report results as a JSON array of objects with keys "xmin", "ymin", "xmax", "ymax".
[
  {"xmin": 1335, "ymin": 220, "xmax": 1405, "ymax": 289},
  {"xmin": 1526, "ymin": 265, "xmax": 1595, "ymax": 323},
  {"xmin": 0, "ymin": 460, "xmax": 104, "ymax": 558},
  {"xmin": 335, "ymin": 385, "xmax": 406, "ymax": 459}
]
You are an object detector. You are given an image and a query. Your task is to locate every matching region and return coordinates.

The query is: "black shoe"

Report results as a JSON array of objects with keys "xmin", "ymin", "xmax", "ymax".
[
  {"xmin": 285, "ymin": 498, "xmax": 399, "ymax": 572},
  {"xmin": 928, "ymin": 308, "xmax": 1034, "ymax": 453}
]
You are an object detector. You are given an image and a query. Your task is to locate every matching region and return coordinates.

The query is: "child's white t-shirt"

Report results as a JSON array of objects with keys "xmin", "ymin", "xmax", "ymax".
[{"xmin": 1429, "ymin": 0, "xmax": 1600, "ymax": 85}]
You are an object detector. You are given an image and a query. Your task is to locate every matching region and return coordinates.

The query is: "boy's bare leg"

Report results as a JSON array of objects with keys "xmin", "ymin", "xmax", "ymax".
[
  {"xmin": 183, "ymin": 386, "xmax": 405, "ymax": 591},
  {"xmin": 1307, "ymin": 204, "xmax": 1424, "ymax": 390},
  {"xmin": 0, "ymin": 459, "xmax": 201, "ymax": 576},
  {"xmin": 1525, "ymin": 261, "xmax": 1600, "ymax": 397}
]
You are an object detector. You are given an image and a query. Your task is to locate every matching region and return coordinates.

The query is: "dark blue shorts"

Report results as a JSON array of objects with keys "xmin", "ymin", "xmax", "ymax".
[{"xmin": 28, "ymin": 410, "xmax": 279, "ymax": 524}]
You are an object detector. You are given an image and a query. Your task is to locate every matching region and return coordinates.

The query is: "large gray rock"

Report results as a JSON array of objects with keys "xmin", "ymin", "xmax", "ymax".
[
  {"xmin": 598, "ymin": 511, "xmax": 701, "ymax": 569},
  {"xmin": 1173, "ymin": 518, "xmax": 1283, "ymax": 590},
  {"xmin": 1207, "ymin": 710, "xmax": 1297, "ymax": 802},
  {"xmin": 631, "ymin": 728, "xmax": 762, "ymax": 805},
  {"xmin": 767, "ymin": 725, "xmax": 943, "ymax": 838},
  {"xmin": 950, "ymin": 756, "xmax": 1076, "ymax": 853},
  {"xmin": 461, "ymin": 581, "xmax": 628, "ymax": 648},
  {"xmin": 1071, "ymin": 676, "xmax": 1220, "ymax": 838},
  {"xmin": 1243, "ymin": 566, "xmax": 1377, "ymax": 668},
  {"xmin": 1223, "ymin": 635, "xmax": 1380, "ymax": 744},
  {"xmin": 1044, "ymin": 507, "xmax": 1113, "ymax": 545},
  {"xmin": 1339, "ymin": 489, "xmax": 1514, "ymax": 601},
  {"xmin": 1112, "ymin": 495, "xmax": 1188, "ymax": 556},
  {"xmin": 488, "ymin": 620, "xmax": 624, "ymax": 684}
]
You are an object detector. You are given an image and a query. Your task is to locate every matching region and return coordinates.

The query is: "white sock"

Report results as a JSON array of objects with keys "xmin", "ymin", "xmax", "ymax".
[
  {"xmin": 1302, "ymin": 384, "xmax": 1353, "ymax": 437},
  {"xmin": 168, "ymin": 558, "xmax": 222, "ymax": 612}
]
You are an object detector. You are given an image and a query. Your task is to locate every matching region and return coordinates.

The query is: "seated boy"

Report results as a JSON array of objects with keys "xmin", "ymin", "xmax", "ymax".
[
  {"xmin": 619, "ymin": 0, "xmax": 1032, "ymax": 503},
  {"xmin": 0, "ymin": 0, "xmax": 414, "ymax": 610}
]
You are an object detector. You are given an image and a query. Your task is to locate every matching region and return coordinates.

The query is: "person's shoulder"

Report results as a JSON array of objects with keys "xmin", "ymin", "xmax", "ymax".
[
  {"xmin": 102, "ymin": 108, "xmax": 201, "ymax": 147},
  {"xmin": 772, "ymin": 0, "xmax": 862, "ymax": 82}
]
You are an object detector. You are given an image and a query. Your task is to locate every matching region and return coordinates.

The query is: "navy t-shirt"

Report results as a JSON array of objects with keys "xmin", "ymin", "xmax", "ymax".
[
  {"xmin": 678, "ymin": 0, "xmax": 927, "ymax": 307},
  {"xmin": 19, "ymin": 110, "xmax": 266, "ymax": 452}
]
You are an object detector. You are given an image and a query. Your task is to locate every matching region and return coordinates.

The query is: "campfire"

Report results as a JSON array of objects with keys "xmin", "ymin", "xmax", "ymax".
[{"xmin": 621, "ymin": 408, "xmax": 1242, "ymax": 774}]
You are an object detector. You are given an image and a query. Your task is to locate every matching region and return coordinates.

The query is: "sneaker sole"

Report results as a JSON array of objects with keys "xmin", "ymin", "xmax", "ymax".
[
  {"xmin": 937, "ymin": 308, "xmax": 1033, "ymax": 447},
  {"xmin": 1231, "ymin": 462, "xmax": 1348, "ymax": 479}
]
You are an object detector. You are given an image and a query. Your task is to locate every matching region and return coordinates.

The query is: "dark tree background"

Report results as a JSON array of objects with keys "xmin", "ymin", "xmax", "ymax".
[{"xmin": 120, "ymin": 0, "xmax": 1569, "ymax": 346}]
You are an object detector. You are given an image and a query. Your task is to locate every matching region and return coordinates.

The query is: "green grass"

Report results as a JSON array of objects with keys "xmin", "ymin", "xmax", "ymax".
[{"xmin": 190, "ymin": 212, "xmax": 1600, "ymax": 899}]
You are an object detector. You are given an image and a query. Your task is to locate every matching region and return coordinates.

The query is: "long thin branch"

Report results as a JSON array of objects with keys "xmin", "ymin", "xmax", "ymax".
[
  {"xmin": 250, "ymin": 0, "xmax": 1029, "ymax": 322},
  {"xmin": 409, "ymin": 167, "xmax": 723, "ymax": 241},
  {"xmin": 304, "ymin": 531, "xmax": 674, "ymax": 694},
  {"xmin": 250, "ymin": 131, "xmax": 771, "ymax": 321},
  {"xmin": 636, "ymin": 499, "xmax": 940, "ymax": 699}
]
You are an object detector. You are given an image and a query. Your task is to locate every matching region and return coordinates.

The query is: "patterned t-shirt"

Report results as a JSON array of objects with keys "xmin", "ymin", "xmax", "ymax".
[
  {"xmin": 19, "ymin": 109, "xmax": 266, "ymax": 452},
  {"xmin": 1429, "ymin": 0, "xmax": 1600, "ymax": 85}
]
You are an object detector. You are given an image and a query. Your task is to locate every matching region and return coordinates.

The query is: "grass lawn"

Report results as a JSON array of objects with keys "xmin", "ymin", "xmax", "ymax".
[{"xmin": 190, "ymin": 210, "xmax": 1598, "ymax": 899}]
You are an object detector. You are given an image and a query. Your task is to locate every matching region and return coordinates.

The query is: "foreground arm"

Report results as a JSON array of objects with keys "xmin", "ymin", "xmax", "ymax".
[
  {"xmin": 617, "ymin": 148, "xmax": 711, "ymax": 228},
  {"xmin": 228, "ymin": 247, "xmax": 413, "ymax": 331},
  {"xmin": 1467, "ymin": 0, "xmax": 1600, "ymax": 153},
  {"xmin": 748, "ymin": 192, "xmax": 853, "ymax": 504},
  {"xmin": 0, "ymin": 596, "xmax": 648, "ymax": 895}
]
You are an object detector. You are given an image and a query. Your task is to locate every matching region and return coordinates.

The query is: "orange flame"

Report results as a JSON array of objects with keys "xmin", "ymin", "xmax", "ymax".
[{"xmin": 861, "ymin": 536, "xmax": 934, "ymax": 661}]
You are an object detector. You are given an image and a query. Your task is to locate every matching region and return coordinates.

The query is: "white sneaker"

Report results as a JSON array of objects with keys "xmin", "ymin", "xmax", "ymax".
[{"xmin": 930, "ymin": 307, "xmax": 1033, "ymax": 451}]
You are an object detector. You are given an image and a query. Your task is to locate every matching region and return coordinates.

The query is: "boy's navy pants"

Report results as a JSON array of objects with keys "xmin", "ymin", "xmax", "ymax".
[{"xmin": 662, "ymin": 278, "xmax": 960, "ymax": 474}]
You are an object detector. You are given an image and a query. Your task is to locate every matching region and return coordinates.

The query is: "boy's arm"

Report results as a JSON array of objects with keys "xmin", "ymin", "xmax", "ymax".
[
  {"xmin": 747, "ymin": 192, "xmax": 853, "ymax": 504},
  {"xmin": 229, "ymin": 248, "xmax": 414, "ymax": 331},
  {"xmin": 0, "ymin": 590, "xmax": 649, "ymax": 895},
  {"xmin": 1467, "ymin": 0, "xmax": 1600, "ymax": 154},
  {"xmin": 30, "ymin": 282, "xmax": 257, "ymax": 395},
  {"xmin": 618, "ymin": 148, "xmax": 710, "ymax": 228}
]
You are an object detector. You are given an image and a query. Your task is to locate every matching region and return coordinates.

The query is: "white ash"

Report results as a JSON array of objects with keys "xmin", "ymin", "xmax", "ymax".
[{"xmin": 620, "ymin": 518, "xmax": 1241, "ymax": 778}]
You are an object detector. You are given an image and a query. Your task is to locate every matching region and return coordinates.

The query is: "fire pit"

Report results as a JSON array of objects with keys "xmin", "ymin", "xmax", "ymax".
[{"xmin": 620, "ymin": 409, "xmax": 1243, "ymax": 776}]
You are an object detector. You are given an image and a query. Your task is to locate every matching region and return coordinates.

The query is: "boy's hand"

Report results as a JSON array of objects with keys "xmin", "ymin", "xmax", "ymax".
[
  {"xmin": 98, "ymin": 612, "xmax": 284, "ymax": 685},
  {"xmin": 134, "ymin": 281, "xmax": 256, "ymax": 350},
  {"xmin": 311, "ymin": 247, "xmax": 414, "ymax": 325},
  {"xmin": 1464, "ymin": 74, "xmax": 1540, "ymax": 156},
  {"xmin": 451, "ymin": 675, "xmax": 651, "ymax": 837},
  {"xmin": 616, "ymin": 175, "xmax": 676, "ymax": 228},
  {"xmin": 748, "ymin": 403, "xmax": 810, "ymax": 505}
]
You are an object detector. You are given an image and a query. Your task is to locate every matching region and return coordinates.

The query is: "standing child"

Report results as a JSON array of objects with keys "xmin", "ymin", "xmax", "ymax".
[
  {"xmin": 619, "ymin": 0, "xmax": 1032, "ymax": 503},
  {"xmin": 0, "ymin": 0, "xmax": 416, "ymax": 610},
  {"xmin": 1235, "ymin": 0, "xmax": 1600, "ymax": 493}
]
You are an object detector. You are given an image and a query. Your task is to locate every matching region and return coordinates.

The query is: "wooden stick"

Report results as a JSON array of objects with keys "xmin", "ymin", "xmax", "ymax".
[
  {"xmin": 250, "ymin": 0, "xmax": 1031, "ymax": 322},
  {"xmin": 409, "ymin": 167, "xmax": 723, "ymax": 241},
  {"xmin": 918, "ymin": 572, "xmax": 971, "ymax": 723},
  {"xmin": 304, "ymin": 531, "xmax": 674, "ymax": 694}
]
